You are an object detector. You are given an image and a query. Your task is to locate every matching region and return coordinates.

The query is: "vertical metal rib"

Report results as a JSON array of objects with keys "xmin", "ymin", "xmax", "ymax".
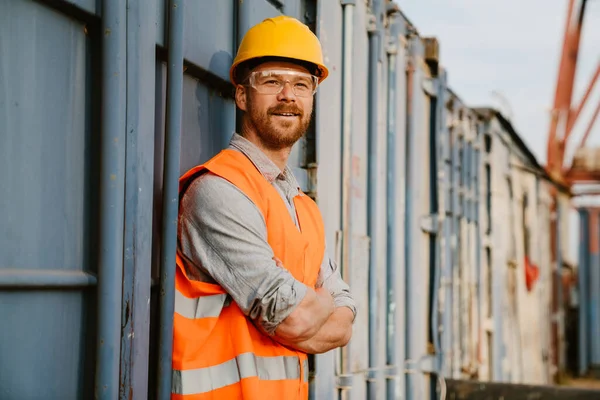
[
  {"xmin": 95, "ymin": 0, "xmax": 127, "ymax": 398},
  {"xmin": 157, "ymin": 0, "xmax": 185, "ymax": 398},
  {"xmin": 339, "ymin": 2, "xmax": 355, "ymax": 399},
  {"xmin": 367, "ymin": 1, "xmax": 383, "ymax": 397}
]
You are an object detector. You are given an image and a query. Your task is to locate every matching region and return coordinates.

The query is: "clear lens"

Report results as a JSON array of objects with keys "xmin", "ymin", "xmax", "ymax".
[{"xmin": 248, "ymin": 69, "xmax": 318, "ymax": 97}]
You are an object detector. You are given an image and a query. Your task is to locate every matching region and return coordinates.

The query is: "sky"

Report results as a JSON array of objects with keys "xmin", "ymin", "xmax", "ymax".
[{"xmin": 397, "ymin": 0, "xmax": 600, "ymax": 262}]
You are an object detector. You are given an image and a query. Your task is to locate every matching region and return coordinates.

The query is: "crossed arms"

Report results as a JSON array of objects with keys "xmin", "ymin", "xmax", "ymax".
[
  {"xmin": 178, "ymin": 172, "xmax": 356, "ymax": 354},
  {"xmin": 271, "ymin": 257, "xmax": 354, "ymax": 354}
]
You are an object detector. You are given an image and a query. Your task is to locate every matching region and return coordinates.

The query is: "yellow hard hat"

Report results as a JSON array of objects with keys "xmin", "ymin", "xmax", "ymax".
[{"xmin": 230, "ymin": 15, "xmax": 329, "ymax": 85}]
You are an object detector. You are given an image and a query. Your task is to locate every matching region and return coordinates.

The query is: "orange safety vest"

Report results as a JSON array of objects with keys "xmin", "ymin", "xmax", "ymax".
[{"xmin": 171, "ymin": 149, "xmax": 325, "ymax": 400}]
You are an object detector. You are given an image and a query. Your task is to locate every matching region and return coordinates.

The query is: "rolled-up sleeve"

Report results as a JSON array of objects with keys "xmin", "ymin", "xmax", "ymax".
[
  {"xmin": 316, "ymin": 247, "xmax": 357, "ymax": 321},
  {"xmin": 178, "ymin": 172, "xmax": 307, "ymax": 334}
]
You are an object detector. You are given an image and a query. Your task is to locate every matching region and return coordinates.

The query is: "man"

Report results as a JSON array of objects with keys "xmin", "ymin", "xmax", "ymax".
[{"xmin": 171, "ymin": 15, "xmax": 356, "ymax": 400}]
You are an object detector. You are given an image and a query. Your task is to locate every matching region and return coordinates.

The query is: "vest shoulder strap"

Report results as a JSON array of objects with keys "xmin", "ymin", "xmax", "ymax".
[
  {"xmin": 204, "ymin": 149, "xmax": 270, "ymax": 213},
  {"xmin": 178, "ymin": 149, "xmax": 270, "ymax": 214}
]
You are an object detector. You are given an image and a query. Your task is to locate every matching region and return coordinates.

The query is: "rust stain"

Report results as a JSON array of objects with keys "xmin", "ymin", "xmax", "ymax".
[
  {"xmin": 110, "ymin": 174, "xmax": 116, "ymax": 181},
  {"xmin": 104, "ymin": 28, "xmax": 111, "ymax": 36}
]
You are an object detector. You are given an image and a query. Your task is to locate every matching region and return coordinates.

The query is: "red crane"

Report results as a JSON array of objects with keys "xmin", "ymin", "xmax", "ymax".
[
  {"xmin": 545, "ymin": 0, "xmax": 597, "ymax": 381},
  {"xmin": 546, "ymin": 0, "xmax": 599, "ymax": 188}
]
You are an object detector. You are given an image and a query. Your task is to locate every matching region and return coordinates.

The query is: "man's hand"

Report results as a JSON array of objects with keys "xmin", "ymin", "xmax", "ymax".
[
  {"xmin": 271, "ymin": 256, "xmax": 335, "ymax": 342},
  {"xmin": 276, "ymin": 306, "xmax": 354, "ymax": 354},
  {"xmin": 271, "ymin": 256, "xmax": 353, "ymax": 354}
]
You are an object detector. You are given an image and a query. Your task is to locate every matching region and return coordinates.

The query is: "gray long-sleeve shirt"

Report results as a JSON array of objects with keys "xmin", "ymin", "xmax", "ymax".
[{"xmin": 177, "ymin": 133, "xmax": 356, "ymax": 334}]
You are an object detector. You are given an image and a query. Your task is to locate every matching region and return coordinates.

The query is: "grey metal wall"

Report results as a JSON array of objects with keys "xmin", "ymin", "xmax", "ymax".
[
  {"xmin": 312, "ymin": 0, "xmax": 344, "ymax": 397},
  {"xmin": 438, "ymin": 96, "xmax": 483, "ymax": 381},
  {"xmin": 1, "ymin": 1, "xmax": 98, "ymax": 398},
  {"xmin": 0, "ymin": 0, "xmax": 572, "ymax": 399}
]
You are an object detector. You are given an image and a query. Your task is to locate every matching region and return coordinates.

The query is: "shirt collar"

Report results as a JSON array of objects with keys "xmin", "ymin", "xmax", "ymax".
[{"xmin": 228, "ymin": 133, "xmax": 301, "ymax": 192}]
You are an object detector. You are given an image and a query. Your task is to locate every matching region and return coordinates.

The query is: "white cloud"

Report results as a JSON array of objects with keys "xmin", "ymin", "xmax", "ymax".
[{"xmin": 397, "ymin": 0, "xmax": 600, "ymax": 164}]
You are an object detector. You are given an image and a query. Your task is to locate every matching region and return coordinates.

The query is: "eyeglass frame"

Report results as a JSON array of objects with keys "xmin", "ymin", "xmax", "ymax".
[{"xmin": 243, "ymin": 69, "xmax": 320, "ymax": 98}]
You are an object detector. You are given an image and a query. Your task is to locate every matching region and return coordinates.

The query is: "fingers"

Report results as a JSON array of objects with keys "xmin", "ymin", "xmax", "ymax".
[{"xmin": 272, "ymin": 256, "xmax": 284, "ymax": 268}]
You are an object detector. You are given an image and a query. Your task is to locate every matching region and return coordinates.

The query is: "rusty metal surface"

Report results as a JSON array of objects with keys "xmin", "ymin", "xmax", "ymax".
[
  {"xmin": 445, "ymin": 379, "xmax": 600, "ymax": 400},
  {"xmin": 570, "ymin": 62, "xmax": 600, "ymax": 135},
  {"xmin": 546, "ymin": 0, "xmax": 585, "ymax": 183},
  {"xmin": 545, "ymin": 0, "xmax": 598, "ymax": 189}
]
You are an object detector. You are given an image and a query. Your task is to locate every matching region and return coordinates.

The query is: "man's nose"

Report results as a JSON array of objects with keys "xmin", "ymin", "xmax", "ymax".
[{"xmin": 277, "ymin": 81, "xmax": 297, "ymax": 101}]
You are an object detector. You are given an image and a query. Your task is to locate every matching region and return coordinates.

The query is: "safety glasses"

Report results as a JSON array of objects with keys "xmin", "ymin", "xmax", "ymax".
[{"xmin": 246, "ymin": 69, "xmax": 319, "ymax": 97}]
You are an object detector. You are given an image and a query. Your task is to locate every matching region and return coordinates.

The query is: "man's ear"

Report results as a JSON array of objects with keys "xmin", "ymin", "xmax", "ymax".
[{"xmin": 235, "ymin": 85, "xmax": 248, "ymax": 112}]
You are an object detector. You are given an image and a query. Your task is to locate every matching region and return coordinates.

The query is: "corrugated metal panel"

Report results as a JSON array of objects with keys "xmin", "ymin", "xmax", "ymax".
[
  {"xmin": 155, "ymin": 0, "xmax": 238, "ymax": 81},
  {"xmin": 484, "ymin": 116, "xmax": 509, "ymax": 382},
  {"xmin": 451, "ymin": 103, "xmax": 463, "ymax": 379},
  {"xmin": 466, "ymin": 113, "xmax": 479, "ymax": 378},
  {"xmin": 341, "ymin": 0, "xmax": 371, "ymax": 397},
  {"xmin": 374, "ymin": 5, "xmax": 389, "ymax": 398},
  {"xmin": 347, "ymin": 234, "xmax": 370, "ymax": 400},
  {"xmin": 0, "ymin": 1, "xmax": 93, "ymax": 398},
  {"xmin": 119, "ymin": 0, "xmax": 156, "ymax": 397},
  {"xmin": 518, "ymin": 171, "xmax": 545, "ymax": 383},
  {"xmin": 538, "ymin": 180, "xmax": 554, "ymax": 384},
  {"xmin": 0, "ymin": 292, "xmax": 90, "ymax": 399},
  {"xmin": 446, "ymin": 98, "xmax": 465, "ymax": 379},
  {"xmin": 505, "ymin": 157, "xmax": 522, "ymax": 383},
  {"xmin": 389, "ymin": 16, "xmax": 408, "ymax": 400},
  {"xmin": 1, "ymin": 0, "xmax": 90, "ymax": 271},
  {"xmin": 477, "ymin": 121, "xmax": 493, "ymax": 381},
  {"xmin": 467, "ymin": 110, "xmax": 572, "ymax": 387},
  {"xmin": 179, "ymin": 72, "xmax": 236, "ymax": 170},
  {"xmin": 588, "ymin": 210, "xmax": 600, "ymax": 369},
  {"xmin": 441, "ymin": 89, "xmax": 456, "ymax": 379},
  {"xmin": 511, "ymin": 163, "xmax": 542, "ymax": 383},
  {"xmin": 473, "ymin": 117, "xmax": 483, "ymax": 382},
  {"xmin": 437, "ymin": 100, "xmax": 483, "ymax": 381},
  {"xmin": 405, "ymin": 38, "xmax": 433, "ymax": 400},
  {"xmin": 575, "ymin": 207, "xmax": 600, "ymax": 378},
  {"xmin": 311, "ymin": 0, "xmax": 343, "ymax": 395},
  {"xmin": 182, "ymin": 1, "xmax": 237, "ymax": 82}
]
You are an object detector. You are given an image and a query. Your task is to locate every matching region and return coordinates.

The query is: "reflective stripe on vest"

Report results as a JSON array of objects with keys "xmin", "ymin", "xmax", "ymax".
[
  {"xmin": 172, "ymin": 353, "xmax": 309, "ymax": 395},
  {"xmin": 175, "ymin": 291, "xmax": 227, "ymax": 319}
]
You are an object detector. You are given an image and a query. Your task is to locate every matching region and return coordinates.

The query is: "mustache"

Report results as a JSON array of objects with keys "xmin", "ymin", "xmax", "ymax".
[{"xmin": 268, "ymin": 105, "xmax": 303, "ymax": 116}]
